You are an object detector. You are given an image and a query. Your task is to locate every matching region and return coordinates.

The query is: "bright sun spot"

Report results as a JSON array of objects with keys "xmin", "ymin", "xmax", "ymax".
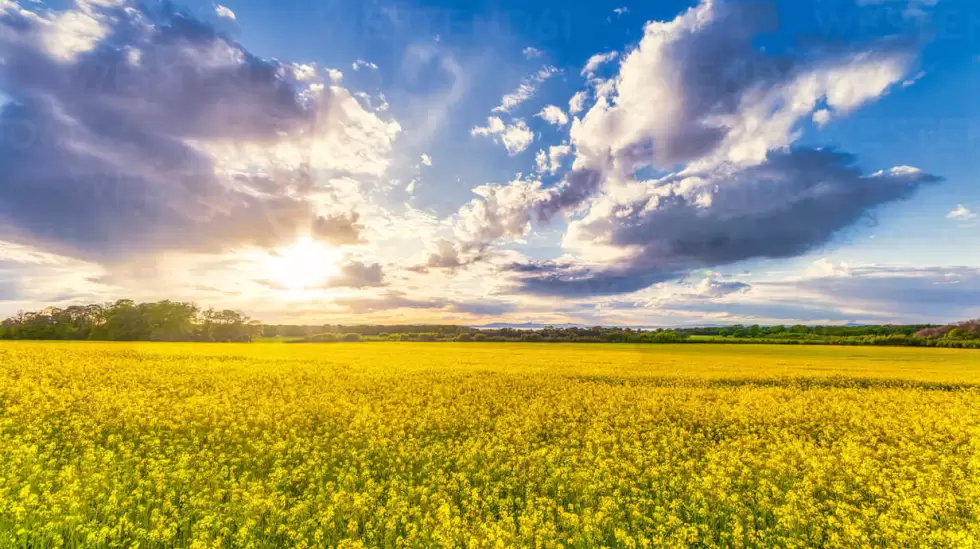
[{"xmin": 268, "ymin": 237, "xmax": 341, "ymax": 291}]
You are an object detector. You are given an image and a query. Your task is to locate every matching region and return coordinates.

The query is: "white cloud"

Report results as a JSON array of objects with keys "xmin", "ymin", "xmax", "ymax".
[
  {"xmin": 352, "ymin": 59, "xmax": 379, "ymax": 71},
  {"xmin": 420, "ymin": 153, "xmax": 433, "ymax": 167},
  {"xmin": 40, "ymin": 9, "xmax": 108, "ymax": 62},
  {"xmin": 492, "ymin": 65, "xmax": 560, "ymax": 113},
  {"xmin": 326, "ymin": 68, "xmax": 343, "ymax": 84},
  {"xmin": 570, "ymin": 0, "xmax": 915, "ymax": 171},
  {"xmin": 500, "ymin": 122, "xmax": 534, "ymax": 156},
  {"xmin": 807, "ymin": 258, "xmax": 852, "ymax": 278},
  {"xmin": 535, "ymin": 105, "xmax": 569, "ymax": 127},
  {"xmin": 902, "ymin": 70, "xmax": 926, "ymax": 87},
  {"xmin": 568, "ymin": 90, "xmax": 589, "ymax": 115},
  {"xmin": 471, "ymin": 117, "xmax": 534, "ymax": 155},
  {"xmin": 812, "ymin": 109, "xmax": 832, "ymax": 127},
  {"xmin": 493, "ymin": 83, "xmax": 536, "ymax": 113},
  {"xmin": 215, "ymin": 4, "xmax": 236, "ymax": 20},
  {"xmin": 581, "ymin": 51, "xmax": 618, "ymax": 77},
  {"xmin": 446, "ymin": 0, "xmax": 935, "ymax": 299},
  {"xmin": 0, "ymin": 0, "xmax": 409, "ymax": 266},
  {"xmin": 291, "ymin": 63, "xmax": 317, "ymax": 81},
  {"xmin": 946, "ymin": 205, "xmax": 977, "ymax": 222},
  {"xmin": 523, "ymin": 47, "xmax": 542, "ymax": 59},
  {"xmin": 613, "ymin": 7, "xmax": 629, "ymax": 16},
  {"xmin": 535, "ymin": 144, "xmax": 571, "ymax": 175}
]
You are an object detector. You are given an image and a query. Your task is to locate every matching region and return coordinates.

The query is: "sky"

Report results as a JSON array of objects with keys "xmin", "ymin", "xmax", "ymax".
[{"xmin": 0, "ymin": 0, "xmax": 979, "ymax": 326}]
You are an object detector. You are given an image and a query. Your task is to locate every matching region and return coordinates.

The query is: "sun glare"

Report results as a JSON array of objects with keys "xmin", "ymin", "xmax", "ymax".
[{"xmin": 269, "ymin": 237, "xmax": 341, "ymax": 291}]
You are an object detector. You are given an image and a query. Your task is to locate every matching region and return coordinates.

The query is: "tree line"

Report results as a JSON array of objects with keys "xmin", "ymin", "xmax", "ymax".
[
  {"xmin": 2, "ymin": 300, "xmax": 978, "ymax": 348},
  {"xmin": 0, "ymin": 300, "xmax": 256, "ymax": 341}
]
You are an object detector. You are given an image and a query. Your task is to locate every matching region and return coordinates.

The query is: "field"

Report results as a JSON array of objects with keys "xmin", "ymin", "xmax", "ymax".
[{"xmin": 1, "ymin": 342, "xmax": 980, "ymax": 548}]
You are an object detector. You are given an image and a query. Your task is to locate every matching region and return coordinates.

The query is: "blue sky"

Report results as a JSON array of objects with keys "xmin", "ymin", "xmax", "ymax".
[{"xmin": 0, "ymin": 0, "xmax": 978, "ymax": 325}]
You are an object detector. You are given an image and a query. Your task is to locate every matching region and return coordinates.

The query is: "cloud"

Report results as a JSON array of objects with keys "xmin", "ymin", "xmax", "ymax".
[
  {"xmin": 856, "ymin": 0, "xmax": 942, "ymax": 20},
  {"xmin": 758, "ymin": 265, "xmax": 980, "ymax": 323},
  {"xmin": 471, "ymin": 117, "xmax": 534, "ymax": 155},
  {"xmin": 522, "ymin": 47, "xmax": 542, "ymax": 59},
  {"xmin": 420, "ymin": 153, "xmax": 433, "ymax": 167},
  {"xmin": 311, "ymin": 213, "xmax": 364, "ymax": 246},
  {"xmin": 682, "ymin": 278, "xmax": 752, "ymax": 299},
  {"xmin": 946, "ymin": 204, "xmax": 976, "ymax": 222},
  {"xmin": 535, "ymin": 105, "xmax": 568, "ymax": 127},
  {"xmin": 512, "ymin": 150, "xmax": 940, "ymax": 296},
  {"xmin": 568, "ymin": 91, "xmax": 589, "ymax": 115},
  {"xmin": 535, "ymin": 145, "xmax": 571, "ymax": 175},
  {"xmin": 902, "ymin": 70, "xmax": 926, "ymax": 87},
  {"xmin": 325, "ymin": 68, "xmax": 344, "ymax": 84},
  {"xmin": 352, "ymin": 59, "xmax": 379, "ymax": 71},
  {"xmin": 812, "ymin": 109, "xmax": 832, "ymax": 127},
  {"xmin": 327, "ymin": 261, "xmax": 385, "ymax": 288},
  {"xmin": 0, "ymin": 0, "xmax": 398, "ymax": 261},
  {"xmin": 570, "ymin": 0, "xmax": 916, "ymax": 170},
  {"xmin": 581, "ymin": 51, "xmax": 618, "ymax": 77},
  {"xmin": 291, "ymin": 63, "xmax": 318, "ymax": 81},
  {"xmin": 613, "ymin": 7, "xmax": 629, "ymax": 16},
  {"xmin": 214, "ymin": 5, "xmax": 236, "ymax": 20},
  {"xmin": 491, "ymin": 65, "xmax": 559, "ymax": 113},
  {"xmin": 442, "ymin": 0, "xmax": 935, "ymax": 298}
]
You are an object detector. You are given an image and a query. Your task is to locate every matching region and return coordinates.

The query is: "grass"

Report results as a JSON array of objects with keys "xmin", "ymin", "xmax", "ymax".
[{"xmin": 1, "ymin": 342, "xmax": 979, "ymax": 548}]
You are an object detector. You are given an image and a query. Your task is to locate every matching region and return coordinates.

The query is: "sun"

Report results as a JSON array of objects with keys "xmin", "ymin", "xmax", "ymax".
[{"xmin": 268, "ymin": 236, "xmax": 341, "ymax": 291}]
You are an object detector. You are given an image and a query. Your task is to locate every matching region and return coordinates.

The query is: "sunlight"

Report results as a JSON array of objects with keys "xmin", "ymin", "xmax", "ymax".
[{"xmin": 267, "ymin": 236, "xmax": 341, "ymax": 291}]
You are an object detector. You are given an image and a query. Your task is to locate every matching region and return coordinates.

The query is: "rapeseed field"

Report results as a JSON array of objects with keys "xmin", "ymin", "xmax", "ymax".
[{"xmin": 1, "ymin": 341, "xmax": 979, "ymax": 548}]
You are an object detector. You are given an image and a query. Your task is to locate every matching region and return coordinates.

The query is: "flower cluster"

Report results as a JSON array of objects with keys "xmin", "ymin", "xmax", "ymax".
[{"xmin": 1, "ymin": 342, "xmax": 979, "ymax": 548}]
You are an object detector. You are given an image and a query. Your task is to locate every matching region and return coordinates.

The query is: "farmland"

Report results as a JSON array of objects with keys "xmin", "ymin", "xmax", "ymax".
[{"xmin": 1, "ymin": 342, "xmax": 980, "ymax": 548}]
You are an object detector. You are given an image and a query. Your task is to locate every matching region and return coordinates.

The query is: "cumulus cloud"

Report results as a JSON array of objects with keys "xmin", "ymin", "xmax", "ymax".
[
  {"xmin": 491, "ymin": 65, "xmax": 559, "ymax": 113},
  {"xmin": 0, "ymin": 0, "xmax": 397, "ymax": 261},
  {"xmin": 946, "ymin": 204, "xmax": 976, "ymax": 222},
  {"xmin": 327, "ymin": 260, "xmax": 385, "ymax": 288},
  {"xmin": 568, "ymin": 91, "xmax": 589, "ymax": 115},
  {"xmin": 352, "ymin": 59, "xmax": 379, "ymax": 71},
  {"xmin": 570, "ymin": 0, "xmax": 916, "ymax": 171},
  {"xmin": 812, "ymin": 109, "xmax": 833, "ymax": 127},
  {"xmin": 311, "ymin": 213, "xmax": 364, "ymax": 246},
  {"xmin": 535, "ymin": 145, "xmax": 571, "ymax": 175},
  {"xmin": 535, "ymin": 105, "xmax": 569, "ymax": 127},
  {"xmin": 325, "ymin": 68, "xmax": 344, "ymax": 84},
  {"xmin": 425, "ymin": 238, "xmax": 466, "ymax": 270},
  {"xmin": 447, "ymin": 169, "xmax": 603, "ymax": 257},
  {"xmin": 683, "ymin": 278, "xmax": 752, "ymax": 299},
  {"xmin": 443, "ymin": 0, "xmax": 937, "ymax": 297},
  {"xmin": 471, "ymin": 117, "xmax": 534, "ymax": 155},
  {"xmin": 214, "ymin": 5, "xmax": 236, "ymax": 20},
  {"xmin": 581, "ymin": 51, "xmax": 618, "ymax": 77},
  {"xmin": 522, "ymin": 47, "xmax": 542, "ymax": 59},
  {"xmin": 512, "ymin": 150, "xmax": 940, "ymax": 296}
]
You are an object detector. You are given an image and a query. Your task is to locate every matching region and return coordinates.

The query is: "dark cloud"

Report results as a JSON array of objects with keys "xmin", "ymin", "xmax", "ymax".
[
  {"xmin": 0, "ymin": 0, "xmax": 367, "ymax": 260},
  {"xmin": 312, "ymin": 213, "xmax": 364, "ymax": 246},
  {"xmin": 426, "ymin": 239, "xmax": 465, "ymax": 269},
  {"xmin": 763, "ymin": 266, "xmax": 980, "ymax": 321},
  {"xmin": 511, "ymin": 149, "xmax": 940, "ymax": 296},
  {"xmin": 326, "ymin": 261, "xmax": 385, "ymax": 288},
  {"xmin": 684, "ymin": 279, "xmax": 752, "ymax": 299}
]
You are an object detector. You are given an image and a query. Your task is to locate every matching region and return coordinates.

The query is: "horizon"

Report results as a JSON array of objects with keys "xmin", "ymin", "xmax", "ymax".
[{"xmin": 1, "ymin": 0, "xmax": 979, "ymax": 326}]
